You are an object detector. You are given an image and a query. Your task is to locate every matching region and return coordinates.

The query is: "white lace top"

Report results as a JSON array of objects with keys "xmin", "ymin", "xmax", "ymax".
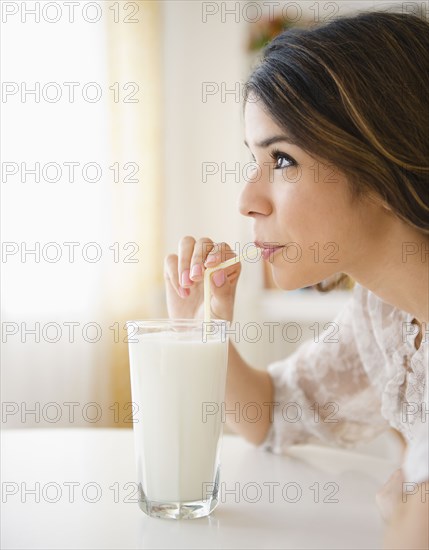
[{"xmin": 260, "ymin": 283, "xmax": 429, "ymax": 484}]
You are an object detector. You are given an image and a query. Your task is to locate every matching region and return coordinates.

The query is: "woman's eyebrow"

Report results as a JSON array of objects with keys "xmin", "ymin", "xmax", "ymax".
[{"xmin": 244, "ymin": 135, "xmax": 296, "ymax": 148}]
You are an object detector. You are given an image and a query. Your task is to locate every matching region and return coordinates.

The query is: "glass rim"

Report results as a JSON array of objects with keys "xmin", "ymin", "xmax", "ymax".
[{"xmin": 125, "ymin": 318, "xmax": 230, "ymax": 328}]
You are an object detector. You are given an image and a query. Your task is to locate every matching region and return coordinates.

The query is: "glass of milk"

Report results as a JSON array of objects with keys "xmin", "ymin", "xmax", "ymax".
[{"xmin": 126, "ymin": 318, "xmax": 230, "ymax": 519}]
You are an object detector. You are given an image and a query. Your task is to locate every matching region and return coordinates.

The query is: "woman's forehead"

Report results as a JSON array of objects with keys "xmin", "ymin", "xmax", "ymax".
[{"xmin": 244, "ymin": 100, "xmax": 286, "ymax": 143}]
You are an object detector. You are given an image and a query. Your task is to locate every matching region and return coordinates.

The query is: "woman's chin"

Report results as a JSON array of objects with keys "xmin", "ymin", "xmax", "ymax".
[{"xmin": 271, "ymin": 269, "xmax": 324, "ymax": 291}]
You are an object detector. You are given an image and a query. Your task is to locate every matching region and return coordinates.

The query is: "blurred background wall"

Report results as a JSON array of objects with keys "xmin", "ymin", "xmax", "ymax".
[{"xmin": 2, "ymin": 0, "xmax": 418, "ymax": 429}]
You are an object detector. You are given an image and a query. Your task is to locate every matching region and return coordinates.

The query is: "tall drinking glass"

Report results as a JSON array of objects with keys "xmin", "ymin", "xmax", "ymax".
[{"xmin": 126, "ymin": 319, "xmax": 229, "ymax": 519}]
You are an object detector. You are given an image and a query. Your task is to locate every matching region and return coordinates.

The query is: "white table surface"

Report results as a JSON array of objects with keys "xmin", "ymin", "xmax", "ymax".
[{"xmin": 1, "ymin": 428, "xmax": 397, "ymax": 550}]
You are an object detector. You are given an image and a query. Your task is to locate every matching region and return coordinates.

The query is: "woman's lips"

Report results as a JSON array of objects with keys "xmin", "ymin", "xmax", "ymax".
[
  {"xmin": 261, "ymin": 246, "xmax": 284, "ymax": 260},
  {"xmin": 254, "ymin": 241, "xmax": 285, "ymax": 261}
]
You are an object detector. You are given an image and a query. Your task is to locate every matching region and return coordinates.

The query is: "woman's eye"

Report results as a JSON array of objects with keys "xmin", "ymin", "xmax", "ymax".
[{"xmin": 271, "ymin": 150, "xmax": 296, "ymax": 169}]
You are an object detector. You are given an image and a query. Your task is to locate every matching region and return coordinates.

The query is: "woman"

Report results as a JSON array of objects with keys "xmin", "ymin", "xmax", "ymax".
[{"xmin": 164, "ymin": 11, "xmax": 428, "ymax": 548}]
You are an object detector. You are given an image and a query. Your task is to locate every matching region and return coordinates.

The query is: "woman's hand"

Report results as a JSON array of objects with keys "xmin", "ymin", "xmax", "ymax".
[{"xmin": 163, "ymin": 236, "xmax": 242, "ymax": 323}]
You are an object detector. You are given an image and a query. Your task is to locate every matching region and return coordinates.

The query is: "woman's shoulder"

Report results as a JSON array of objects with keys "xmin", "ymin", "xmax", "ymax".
[{"xmin": 350, "ymin": 284, "xmax": 427, "ymax": 452}]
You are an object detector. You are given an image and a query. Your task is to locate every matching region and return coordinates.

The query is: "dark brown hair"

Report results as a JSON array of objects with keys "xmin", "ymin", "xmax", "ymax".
[{"xmin": 244, "ymin": 10, "xmax": 429, "ymax": 291}]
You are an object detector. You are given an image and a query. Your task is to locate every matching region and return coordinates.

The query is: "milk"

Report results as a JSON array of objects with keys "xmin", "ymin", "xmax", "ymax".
[{"xmin": 128, "ymin": 329, "xmax": 228, "ymax": 503}]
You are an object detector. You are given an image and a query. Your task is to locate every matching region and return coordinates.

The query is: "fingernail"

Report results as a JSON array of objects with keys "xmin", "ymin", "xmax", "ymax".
[
  {"xmin": 205, "ymin": 254, "xmax": 220, "ymax": 266},
  {"xmin": 212, "ymin": 269, "xmax": 225, "ymax": 287},
  {"xmin": 178, "ymin": 287, "xmax": 190, "ymax": 298},
  {"xmin": 181, "ymin": 269, "xmax": 192, "ymax": 287},
  {"xmin": 190, "ymin": 264, "xmax": 202, "ymax": 279}
]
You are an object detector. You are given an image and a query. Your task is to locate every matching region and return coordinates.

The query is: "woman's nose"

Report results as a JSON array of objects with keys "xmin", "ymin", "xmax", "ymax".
[{"xmin": 237, "ymin": 169, "xmax": 271, "ymax": 218}]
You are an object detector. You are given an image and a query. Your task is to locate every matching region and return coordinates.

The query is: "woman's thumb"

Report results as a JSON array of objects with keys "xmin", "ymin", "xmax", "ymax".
[
  {"xmin": 210, "ymin": 269, "xmax": 236, "ymax": 303},
  {"xmin": 211, "ymin": 269, "xmax": 226, "ymax": 289}
]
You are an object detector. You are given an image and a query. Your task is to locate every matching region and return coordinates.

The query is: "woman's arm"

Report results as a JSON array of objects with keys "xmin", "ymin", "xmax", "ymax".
[
  {"xmin": 225, "ymin": 340, "xmax": 274, "ymax": 445},
  {"xmin": 383, "ymin": 480, "xmax": 429, "ymax": 549},
  {"xmin": 226, "ymin": 285, "xmax": 391, "ymax": 453}
]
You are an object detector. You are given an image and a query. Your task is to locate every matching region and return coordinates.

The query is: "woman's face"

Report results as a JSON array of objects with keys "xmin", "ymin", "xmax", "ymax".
[{"xmin": 239, "ymin": 97, "xmax": 387, "ymax": 290}]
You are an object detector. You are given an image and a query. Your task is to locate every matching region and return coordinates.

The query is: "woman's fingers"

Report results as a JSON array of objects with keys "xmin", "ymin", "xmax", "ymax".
[
  {"xmin": 189, "ymin": 238, "xmax": 215, "ymax": 281},
  {"xmin": 204, "ymin": 242, "xmax": 237, "ymax": 266},
  {"xmin": 168, "ymin": 237, "xmax": 241, "ymax": 297},
  {"xmin": 164, "ymin": 253, "xmax": 189, "ymax": 298},
  {"xmin": 204, "ymin": 242, "xmax": 240, "ymax": 273},
  {"xmin": 164, "ymin": 237, "xmax": 242, "ymax": 321},
  {"xmin": 204, "ymin": 242, "xmax": 242, "ymax": 289},
  {"xmin": 177, "ymin": 235, "xmax": 196, "ymax": 288}
]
